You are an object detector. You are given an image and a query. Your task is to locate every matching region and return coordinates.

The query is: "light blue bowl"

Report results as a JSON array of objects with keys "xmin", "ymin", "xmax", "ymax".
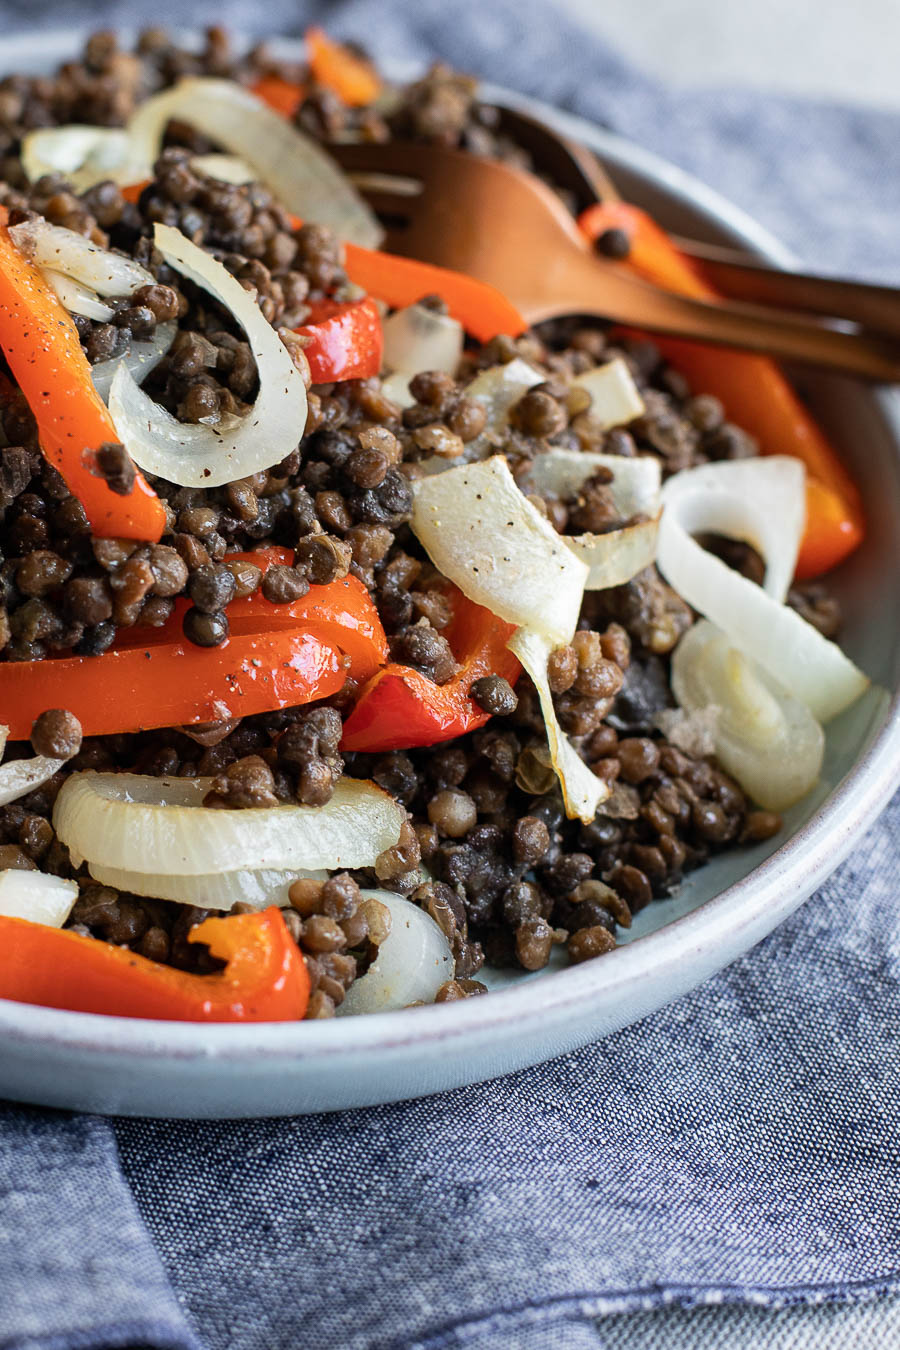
[{"xmin": 0, "ymin": 35, "xmax": 897, "ymax": 1118}]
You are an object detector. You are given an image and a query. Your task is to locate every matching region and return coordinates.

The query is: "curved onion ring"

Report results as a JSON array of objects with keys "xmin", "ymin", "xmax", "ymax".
[
  {"xmin": 21, "ymin": 125, "xmax": 134, "ymax": 194},
  {"xmin": 672, "ymin": 619, "xmax": 824, "ymax": 811},
  {"xmin": 109, "ymin": 223, "xmax": 307, "ymax": 488},
  {"xmin": 83, "ymin": 862, "xmax": 326, "ymax": 911},
  {"xmin": 661, "ymin": 456, "xmax": 806, "ymax": 603},
  {"xmin": 658, "ymin": 458, "xmax": 868, "ymax": 722},
  {"xmin": 338, "ymin": 891, "xmax": 453, "ymax": 1015},
  {"xmin": 127, "ymin": 78, "xmax": 381, "ymax": 246},
  {"xmin": 53, "ymin": 773, "xmax": 405, "ymax": 876}
]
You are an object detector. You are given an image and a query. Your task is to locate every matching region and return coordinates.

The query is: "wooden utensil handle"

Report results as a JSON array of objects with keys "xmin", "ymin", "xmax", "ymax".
[
  {"xmin": 672, "ymin": 238, "xmax": 900, "ymax": 339},
  {"xmin": 524, "ymin": 260, "xmax": 900, "ymax": 381}
]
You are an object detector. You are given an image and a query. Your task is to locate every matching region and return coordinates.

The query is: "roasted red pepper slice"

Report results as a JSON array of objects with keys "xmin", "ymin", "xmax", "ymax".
[
  {"xmin": 0, "ymin": 625, "xmax": 344, "ymax": 740},
  {"xmin": 122, "ymin": 547, "xmax": 389, "ymax": 676},
  {"xmin": 341, "ymin": 586, "xmax": 520, "ymax": 752},
  {"xmin": 0, "ymin": 205, "xmax": 165, "ymax": 542},
  {"xmin": 0, "ymin": 909, "xmax": 309, "ymax": 1021},
  {"xmin": 0, "ymin": 568, "xmax": 387, "ymax": 740},
  {"xmin": 578, "ymin": 201, "xmax": 864, "ymax": 578},
  {"xmin": 296, "ymin": 295, "xmax": 383, "ymax": 383}
]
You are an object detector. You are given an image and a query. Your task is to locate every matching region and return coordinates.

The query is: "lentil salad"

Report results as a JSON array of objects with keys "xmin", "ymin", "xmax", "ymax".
[{"xmin": 0, "ymin": 27, "xmax": 869, "ymax": 1022}]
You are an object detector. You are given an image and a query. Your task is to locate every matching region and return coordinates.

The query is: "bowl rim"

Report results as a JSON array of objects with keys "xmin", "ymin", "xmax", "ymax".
[{"xmin": 0, "ymin": 29, "xmax": 897, "ymax": 1068}]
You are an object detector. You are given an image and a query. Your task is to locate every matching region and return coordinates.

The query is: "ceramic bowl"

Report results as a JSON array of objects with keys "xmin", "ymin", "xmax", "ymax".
[{"xmin": 0, "ymin": 33, "xmax": 897, "ymax": 1118}]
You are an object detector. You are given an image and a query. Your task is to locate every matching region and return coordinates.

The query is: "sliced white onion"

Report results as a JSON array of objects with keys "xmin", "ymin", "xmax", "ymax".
[
  {"xmin": 658, "ymin": 463, "xmax": 868, "ymax": 722},
  {"xmin": 109, "ymin": 223, "xmax": 307, "ymax": 488},
  {"xmin": 21, "ymin": 125, "xmax": 134, "ymax": 194},
  {"xmin": 10, "ymin": 219, "xmax": 154, "ymax": 298},
  {"xmin": 671, "ymin": 620, "xmax": 825, "ymax": 811},
  {"xmin": 382, "ymin": 303, "xmax": 464, "ymax": 380},
  {"xmin": 189, "ymin": 153, "xmax": 256, "ymax": 185},
  {"xmin": 524, "ymin": 449, "xmax": 662, "ymax": 520},
  {"xmin": 462, "ymin": 358, "xmax": 543, "ymax": 434},
  {"xmin": 508, "ymin": 628, "xmax": 610, "ymax": 825},
  {"xmin": 411, "ymin": 455, "xmax": 614, "ymax": 820},
  {"xmin": 411, "ymin": 455, "xmax": 587, "ymax": 646},
  {"xmin": 571, "ymin": 357, "xmax": 645, "ymax": 428},
  {"xmin": 0, "ymin": 756, "xmax": 66, "ymax": 806},
  {"xmin": 0, "ymin": 870, "xmax": 80, "ymax": 927},
  {"xmin": 379, "ymin": 370, "xmax": 416, "ymax": 410},
  {"xmin": 568, "ymin": 515, "xmax": 660, "ymax": 591},
  {"xmin": 661, "ymin": 456, "xmax": 807, "ymax": 603},
  {"xmin": 53, "ymin": 773, "xmax": 405, "ymax": 876},
  {"xmin": 90, "ymin": 320, "xmax": 177, "ymax": 404},
  {"xmin": 127, "ymin": 78, "xmax": 382, "ymax": 247},
  {"xmin": 41, "ymin": 269, "xmax": 115, "ymax": 322},
  {"xmin": 338, "ymin": 890, "xmax": 453, "ymax": 1015},
  {"xmin": 84, "ymin": 862, "xmax": 325, "ymax": 911}
]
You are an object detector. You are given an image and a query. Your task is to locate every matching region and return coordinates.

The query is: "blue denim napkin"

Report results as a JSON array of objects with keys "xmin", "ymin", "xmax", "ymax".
[{"xmin": 2, "ymin": 3, "xmax": 900, "ymax": 1349}]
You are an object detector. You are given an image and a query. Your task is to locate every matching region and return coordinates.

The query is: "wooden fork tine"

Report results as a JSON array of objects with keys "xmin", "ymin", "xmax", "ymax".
[
  {"xmin": 329, "ymin": 139, "xmax": 454, "ymax": 189},
  {"xmin": 344, "ymin": 185, "xmax": 417, "ymax": 222}
]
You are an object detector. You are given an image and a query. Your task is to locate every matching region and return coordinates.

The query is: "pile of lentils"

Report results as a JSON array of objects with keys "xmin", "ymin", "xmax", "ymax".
[{"xmin": 0, "ymin": 29, "xmax": 840, "ymax": 1014}]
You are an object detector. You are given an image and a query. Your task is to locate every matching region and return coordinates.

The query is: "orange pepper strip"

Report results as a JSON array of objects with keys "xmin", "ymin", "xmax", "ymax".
[
  {"xmin": 0, "ymin": 205, "xmax": 165, "ymax": 542},
  {"xmin": 305, "ymin": 27, "xmax": 381, "ymax": 107},
  {"xmin": 251, "ymin": 73, "xmax": 306, "ymax": 118},
  {"xmin": 578, "ymin": 202, "xmax": 864, "ymax": 578},
  {"xmin": 342, "ymin": 240, "xmax": 526, "ymax": 344},
  {"xmin": 0, "ymin": 909, "xmax": 309, "ymax": 1021},
  {"xmin": 341, "ymin": 587, "xmax": 520, "ymax": 752}
]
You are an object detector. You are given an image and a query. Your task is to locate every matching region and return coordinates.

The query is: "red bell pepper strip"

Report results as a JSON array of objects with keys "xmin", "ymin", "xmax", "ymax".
[
  {"xmin": 0, "ymin": 625, "xmax": 343, "ymax": 740},
  {"xmin": 251, "ymin": 73, "xmax": 306, "ymax": 118},
  {"xmin": 296, "ymin": 295, "xmax": 383, "ymax": 383},
  {"xmin": 305, "ymin": 27, "xmax": 381, "ymax": 107},
  {"xmin": 122, "ymin": 548, "xmax": 389, "ymax": 677},
  {"xmin": 0, "ymin": 205, "xmax": 165, "ymax": 543},
  {"xmin": 578, "ymin": 201, "xmax": 864, "ymax": 578},
  {"xmin": 0, "ymin": 908, "xmax": 309, "ymax": 1021},
  {"xmin": 341, "ymin": 586, "xmax": 520, "ymax": 752},
  {"xmin": 229, "ymin": 568, "xmax": 388, "ymax": 680},
  {"xmin": 0, "ymin": 570, "xmax": 387, "ymax": 739}
]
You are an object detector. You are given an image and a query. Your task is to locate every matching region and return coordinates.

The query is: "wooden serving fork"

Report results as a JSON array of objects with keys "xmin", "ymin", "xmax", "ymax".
[{"xmin": 331, "ymin": 138, "xmax": 900, "ymax": 380}]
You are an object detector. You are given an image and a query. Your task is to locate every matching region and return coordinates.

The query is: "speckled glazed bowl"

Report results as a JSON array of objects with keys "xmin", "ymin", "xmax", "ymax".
[{"xmin": 0, "ymin": 33, "xmax": 897, "ymax": 1118}]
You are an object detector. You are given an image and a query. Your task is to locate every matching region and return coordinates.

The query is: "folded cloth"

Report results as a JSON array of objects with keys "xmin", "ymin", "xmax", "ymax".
[{"xmin": 2, "ymin": 3, "xmax": 900, "ymax": 1349}]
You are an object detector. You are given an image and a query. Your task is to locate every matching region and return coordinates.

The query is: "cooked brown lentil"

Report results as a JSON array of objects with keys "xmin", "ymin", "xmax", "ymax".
[{"xmin": 30, "ymin": 709, "xmax": 82, "ymax": 759}]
